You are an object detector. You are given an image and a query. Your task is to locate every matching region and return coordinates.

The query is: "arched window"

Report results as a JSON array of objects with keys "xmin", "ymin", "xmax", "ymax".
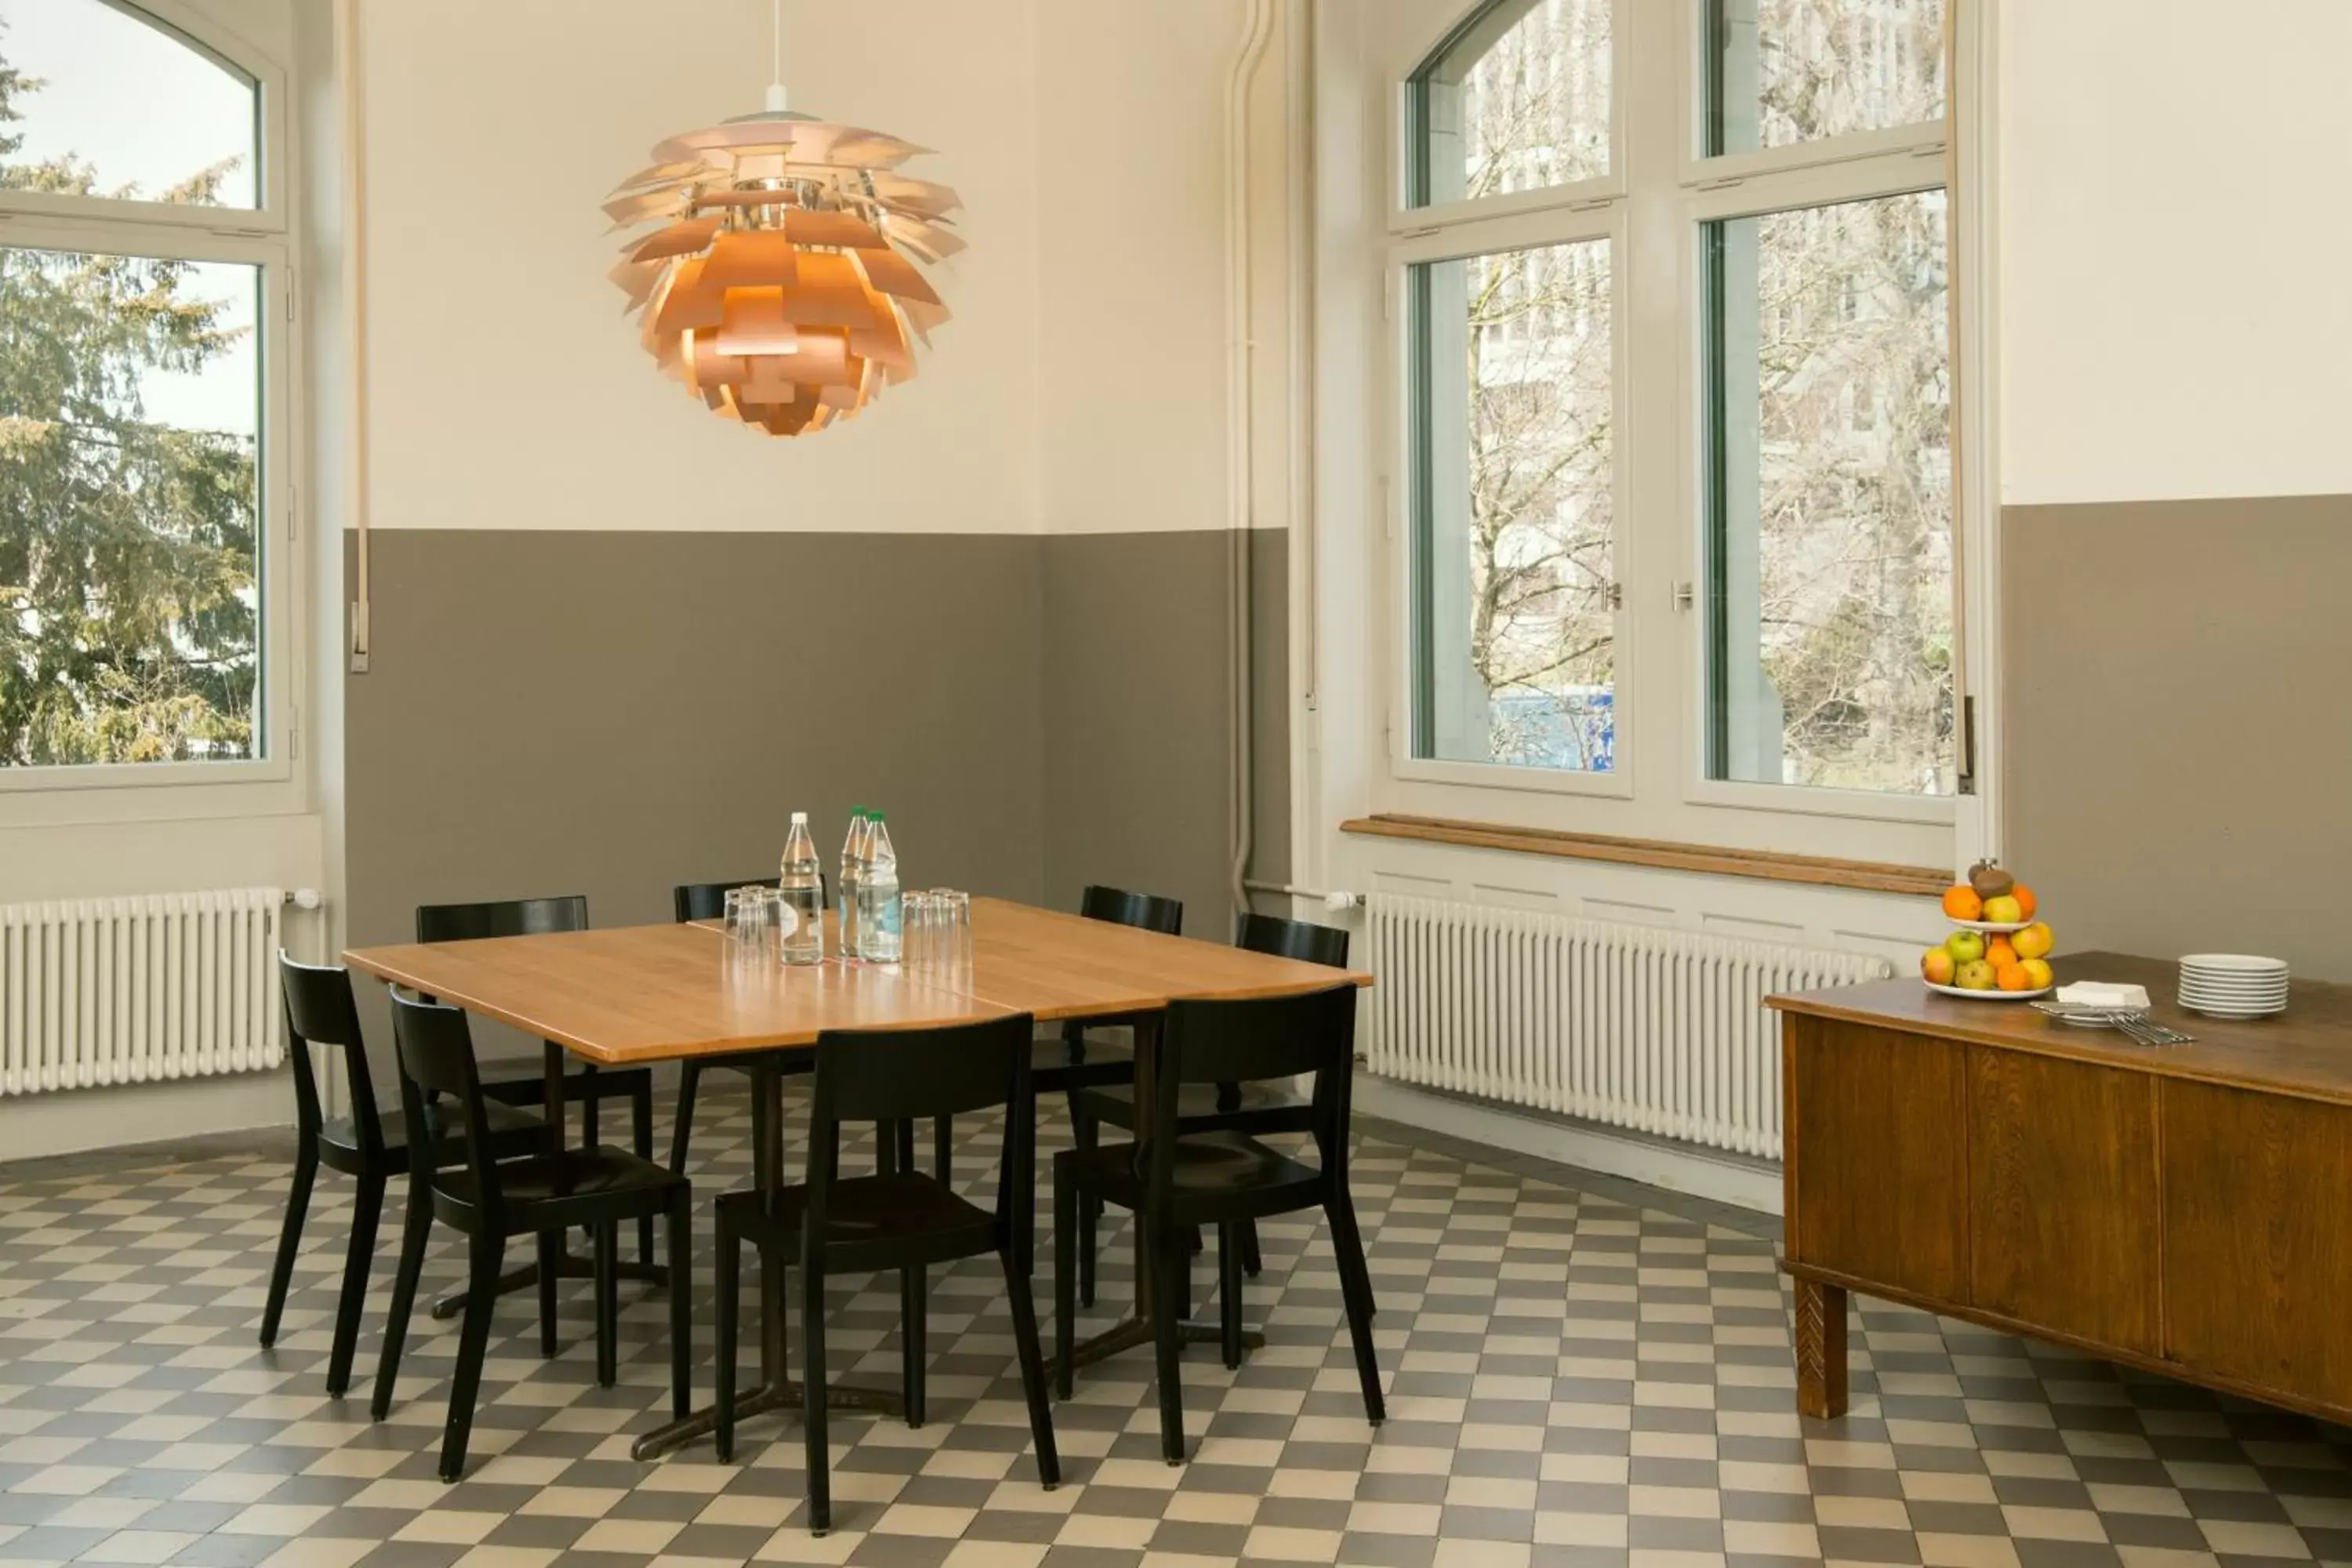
[
  {"xmin": 1396, "ymin": 0, "xmax": 1959, "ymax": 849},
  {"xmin": 0, "ymin": 0, "xmax": 291, "ymax": 781}
]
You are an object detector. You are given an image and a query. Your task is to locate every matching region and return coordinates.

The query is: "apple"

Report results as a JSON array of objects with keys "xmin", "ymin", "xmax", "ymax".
[
  {"xmin": 2020, "ymin": 957, "xmax": 2054, "ymax": 990},
  {"xmin": 2011, "ymin": 921, "xmax": 2054, "ymax": 960},
  {"xmin": 1981, "ymin": 894, "xmax": 2024, "ymax": 925},
  {"xmin": 1956, "ymin": 959, "xmax": 1997, "ymax": 991},
  {"xmin": 1921, "ymin": 947, "xmax": 1956, "ymax": 985},
  {"xmin": 1945, "ymin": 931, "xmax": 1987, "ymax": 964}
]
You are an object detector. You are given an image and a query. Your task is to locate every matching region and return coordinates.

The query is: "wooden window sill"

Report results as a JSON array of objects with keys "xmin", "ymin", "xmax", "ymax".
[{"xmin": 1340, "ymin": 814, "xmax": 1947, "ymax": 898}]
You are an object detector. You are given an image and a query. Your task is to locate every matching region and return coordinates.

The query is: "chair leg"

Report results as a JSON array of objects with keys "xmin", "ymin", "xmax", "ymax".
[
  {"xmin": 667, "ymin": 1192, "xmax": 691, "ymax": 1419},
  {"xmin": 1239, "ymin": 1219, "xmax": 1263, "ymax": 1279},
  {"xmin": 593, "ymin": 1222, "xmax": 619, "ymax": 1389},
  {"xmin": 258, "ymin": 1143, "xmax": 318, "ymax": 1348},
  {"xmin": 933, "ymin": 1114, "xmax": 953, "ymax": 1185},
  {"xmin": 900, "ymin": 1265, "xmax": 927, "ymax": 1428},
  {"xmin": 633, "ymin": 1083, "xmax": 657, "ymax": 1268},
  {"xmin": 877, "ymin": 1120, "xmax": 899, "ymax": 1177},
  {"xmin": 1071, "ymin": 1107, "xmax": 1098, "ymax": 1308},
  {"xmin": 535, "ymin": 1229, "xmax": 561, "ymax": 1359},
  {"xmin": 895, "ymin": 1119, "xmax": 916, "ymax": 1174},
  {"xmin": 325, "ymin": 1172, "xmax": 387, "ymax": 1397},
  {"xmin": 1148, "ymin": 1218, "xmax": 1188, "ymax": 1465},
  {"xmin": 372, "ymin": 1180, "xmax": 433, "ymax": 1421},
  {"xmin": 1217, "ymin": 1221, "xmax": 1245, "ymax": 1372},
  {"xmin": 714, "ymin": 1207, "xmax": 739, "ymax": 1462},
  {"xmin": 1326, "ymin": 1193, "xmax": 1385, "ymax": 1426},
  {"xmin": 1052, "ymin": 1154, "xmax": 1076, "ymax": 1401},
  {"xmin": 803, "ymin": 1258, "xmax": 833, "ymax": 1535},
  {"xmin": 998, "ymin": 1244, "xmax": 1061, "ymax": 1490},
  {"xmin": 441, "ymin": 1231, "xmax": 503, "ymax": 1483},
  {"xmin": 670, "ymin": 1061, "xmax": 702, "ymax": 1176}
]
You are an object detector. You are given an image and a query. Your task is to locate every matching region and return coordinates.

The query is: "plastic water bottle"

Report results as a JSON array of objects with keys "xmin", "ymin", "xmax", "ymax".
[
  {"xmin": 858, "ymin": 813, "xmax": 902, "ymax": 963},
  {"xmin": 779, "ymin": 812, "xmax": 824, "ymax": 966},
  {"xmin": 837, "ymin": 809, "xmax": 869, "ymax": 962}
]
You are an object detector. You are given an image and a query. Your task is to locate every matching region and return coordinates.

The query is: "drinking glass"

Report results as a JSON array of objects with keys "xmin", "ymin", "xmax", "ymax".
[
  {"xmin": 942, "ymin": 891, "xmax": 974, "ymax": 972},
  {"xmin": 727, "ymin": 885, "xmax": 778, "ymax": 964},
  {"xmin": 903, "ymin": 891, "xmax": 940, "ymax": 971}
]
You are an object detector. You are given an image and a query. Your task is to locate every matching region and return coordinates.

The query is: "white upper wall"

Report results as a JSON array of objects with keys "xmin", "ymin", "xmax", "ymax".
[
  {"xmin": 2000, "ymin": 0, "xmax": 2352, "ymax": 506},
  {"xmin": 359, "ymin": 0, "xmax": 1044, "ymax": 534}
]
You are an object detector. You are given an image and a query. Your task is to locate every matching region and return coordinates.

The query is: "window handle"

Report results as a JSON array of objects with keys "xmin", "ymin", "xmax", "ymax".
[{"xmin": 1672, "ymin": 582, "xmax": 1696, "ymax": 612}]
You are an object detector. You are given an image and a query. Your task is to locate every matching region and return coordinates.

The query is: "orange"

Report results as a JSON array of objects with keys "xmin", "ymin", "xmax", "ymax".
[
  {"xmin": 1942, "ymin": 884, "xmax": 1983, "ymax": 921},
  {"xmin": 1985, "ymin": 937, "xmax": 2019, "ymax": 969},
  {"xmin": 2012, "ymin": 884, "xmax": 2038, "ymax": 920},
  {"xmin": 1996, "ymin": 963, "xmax": 2032, "ymax": 992}
]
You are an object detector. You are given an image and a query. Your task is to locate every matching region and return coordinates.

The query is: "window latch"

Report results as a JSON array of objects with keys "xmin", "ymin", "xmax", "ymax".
[{"xmin": 1672, "ymin": 582, "xmax": 1695, "ymax": 612}]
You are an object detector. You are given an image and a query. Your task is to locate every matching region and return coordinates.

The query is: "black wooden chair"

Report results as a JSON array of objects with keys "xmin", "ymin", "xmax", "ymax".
[
  {"xmin": 670, "ymin": 878, "xmax": 820, "ymax": 1176},
  {"xmin": 1052, "ymin": 984, "xmax": 1381, "ymax": 1465},
  {"xmin": 261, "ymin": 953, "xmax": 546, "ymax": 1396},
  {"xmin": 1066, "ymin": 912, "xmax": 1350, "ymax": 1305},
  {"xmin": 372, "ymin": 989, "xmax": 694, "ymax": 1481},
  {"xmin": 416, "ymin": 896, "xmax": 659, "ymax": 1265},
  {"xmin": 924, "ymin": 885, "xmax": 1181, "ymax": 1197},
  {"xmin": 714, "ymin": 1013, "xmax": 1059, "ymax": 1534}
]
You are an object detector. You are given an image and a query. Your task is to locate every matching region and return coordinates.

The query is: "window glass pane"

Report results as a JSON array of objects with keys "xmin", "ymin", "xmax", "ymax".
[
  {"xmin": 0, "ymin": 0, "xmax": 258, "ymax": 208},
  {"xmin": 0, "ymin": 245, "xmax": 263, "ymax": 766},
  {"xmin": 1705, "ymin": 0, "xmax": 1943, "ymax": 158},
  {"xmin": 1411, "ymin": 0, "xmax": 1612, "ymax": 208},
  {"xmin": 1703, "ymin": 191, "xmax": 1950, "ymax": 795},
  {"xmin": 1410, "ymin": 239, "xmax": 1616, "ymax": 773}
]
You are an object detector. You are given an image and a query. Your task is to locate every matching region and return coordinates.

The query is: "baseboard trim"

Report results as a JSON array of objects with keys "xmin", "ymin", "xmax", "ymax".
[{"xmin": 1352, "ymin": 1076, "xmax": 1784, "ymax": 1217}]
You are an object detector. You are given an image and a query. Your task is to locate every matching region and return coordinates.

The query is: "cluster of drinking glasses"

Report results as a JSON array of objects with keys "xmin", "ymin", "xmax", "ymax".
[
  {"xmin": 899, "ymin": 890, "xmax": 975, "ymax": 972},
  {"xmin": 723, "ymin": 884, "xmax": 971, "ymax": 971}
]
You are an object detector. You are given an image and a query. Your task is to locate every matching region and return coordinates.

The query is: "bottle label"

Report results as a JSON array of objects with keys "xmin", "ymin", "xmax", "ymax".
[{"xmin": 776, "ymin": 905, "xmax": 799, "ymax": 939}]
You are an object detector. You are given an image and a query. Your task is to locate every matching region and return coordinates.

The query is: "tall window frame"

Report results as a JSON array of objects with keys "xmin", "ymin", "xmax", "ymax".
[
  {"xmin": 0, "ymin": 0, "xmax": 299, "ymax": 802},
  {"xmin": 1385, "ymin": 0, "xmax": 1986, "ymax": 862}
]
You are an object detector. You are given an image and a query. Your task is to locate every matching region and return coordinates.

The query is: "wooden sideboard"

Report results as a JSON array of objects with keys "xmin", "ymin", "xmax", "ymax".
[{"xmin": 1772, "ymin": 952, "xmax": 2352, "ymax": 1424}]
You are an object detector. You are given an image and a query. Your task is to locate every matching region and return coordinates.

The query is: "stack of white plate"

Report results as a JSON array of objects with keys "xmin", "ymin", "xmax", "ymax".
[{"xmin": 2177, "ymin": 954, "xmax": 2289, "ymax": 1018}]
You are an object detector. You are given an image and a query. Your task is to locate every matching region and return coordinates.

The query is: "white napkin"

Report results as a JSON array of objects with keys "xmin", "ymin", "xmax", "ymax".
[{"xmin": 2056, "ymin": 981, "xmax": 2151, "ymax": 1011}]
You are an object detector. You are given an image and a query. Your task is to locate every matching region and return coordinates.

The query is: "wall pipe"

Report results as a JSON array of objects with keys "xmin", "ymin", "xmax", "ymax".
[
  {"xmin": 336, "ymin": 0, "xmax": 372, "ymax": 673},
  {"xmin": 1227, "ymin": 0, "xmax": 1277, "ymax": 920}
]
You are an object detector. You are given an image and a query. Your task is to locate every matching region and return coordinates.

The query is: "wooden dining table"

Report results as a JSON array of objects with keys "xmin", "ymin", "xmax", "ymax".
[{"xmin": 343, "ymin": 895, "xmax": 1371, "ymax": 1461}]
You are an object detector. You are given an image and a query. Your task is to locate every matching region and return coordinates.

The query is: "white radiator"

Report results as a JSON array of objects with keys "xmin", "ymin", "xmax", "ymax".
[
  {"xmin": 1363, "ymin": 893, "xmax": 1893, "ymax": 1159},
  {"xmin": 0, "ymin": 888, "xmax": 286, "ymax": 1096}
]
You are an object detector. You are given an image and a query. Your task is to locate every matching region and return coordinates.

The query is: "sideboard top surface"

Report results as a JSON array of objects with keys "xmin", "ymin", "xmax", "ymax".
[{"xmin": 1770, "ymin": 951, "xmax": 2352, "ymax": 1107}]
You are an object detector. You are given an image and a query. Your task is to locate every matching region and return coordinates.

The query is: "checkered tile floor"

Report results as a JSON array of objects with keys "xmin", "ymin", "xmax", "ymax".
[{"xmin": 4, "ymin": 1087, "xmax": 2351, "ymax": 1568}]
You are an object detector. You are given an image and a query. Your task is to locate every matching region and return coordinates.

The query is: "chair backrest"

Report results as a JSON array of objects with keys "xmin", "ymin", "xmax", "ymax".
[
  {"xmin": 278, "ymin": 951, "xmax": 388, "ymax": 1155},
  {"xmin": 416, "ymin": 895, "xmax": 589, "ymax": 944},
  {"xmin": 387, "ymin": 989, "xmax": 506, "ymax": 1200},
  {"xmin": 803, "ymin": 1012, "xmax": 1040, "ymax": 1254},
  {"xmin": 673, "ymin": 876, "xmax": 829, "ymax": 924},
  {"xmin": 1236, "ymin": 911, "xmax": 1350, "ymax": 968},
  {"xmin": 1080, "ymin": 884, "xmax": 1183, "ymax": 936},
  {"xmin": 1146, "ymin": 985, "xmax": 1359, "ymax": 1193}
]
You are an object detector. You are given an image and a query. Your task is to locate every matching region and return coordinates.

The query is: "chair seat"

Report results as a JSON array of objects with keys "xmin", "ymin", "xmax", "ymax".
[
  {"xmin": 1071, "ymin": 1080, "xmax": 1308, "ymax": 1137},
  {"xmin": 717, "ymin": 1173, "xmax": 997, "ymax": 1271},
  {"xmin": 318, "ymin": 1097, "xmax": 543, "ymax": 1172},
  {"xmin": 1064, "ymin": 1131, "xmax": 1323, "ymax": 1223},
  {"xmin": 430, "ymin": 1145, "xmax": 684, "ymax": 1234},
  {"xmin": 1033, "ymin": 1037, "xmax": 1131, "ymax": 1091}
]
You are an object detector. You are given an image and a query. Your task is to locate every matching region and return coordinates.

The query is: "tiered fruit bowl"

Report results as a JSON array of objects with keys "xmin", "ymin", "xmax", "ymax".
[{"xmin": 1922, "ymin": 861, "xmax": 2056, "ymax": 1001}]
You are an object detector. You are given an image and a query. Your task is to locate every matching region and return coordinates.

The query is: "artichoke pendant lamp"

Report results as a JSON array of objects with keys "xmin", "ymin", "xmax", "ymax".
[{"xmin": 603, "ymin": 0, "xmax": 963, "ymax": 437}]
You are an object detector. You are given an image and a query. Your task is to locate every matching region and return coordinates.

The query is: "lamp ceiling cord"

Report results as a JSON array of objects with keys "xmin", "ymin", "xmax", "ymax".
[{"xmin": 1228, "ymin": 0, "xmax": 1276, "ymax": 922}]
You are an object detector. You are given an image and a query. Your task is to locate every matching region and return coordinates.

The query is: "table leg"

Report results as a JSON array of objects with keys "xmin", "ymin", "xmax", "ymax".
[
  {"xmin": 1794, "ymin": 1277, "xmax": 1849, "ymax": 1420},
  {"xmin": 1065, "ymin": 1017, "xmax": 1266, "ymax": 1371},
  {"xmin": 630, "ymin": 1051, "xmax": 905, "ymax": 1462},
  {"xmin": 434, "ymin": 1044, "xmax": 664, "ymax": 1320}
]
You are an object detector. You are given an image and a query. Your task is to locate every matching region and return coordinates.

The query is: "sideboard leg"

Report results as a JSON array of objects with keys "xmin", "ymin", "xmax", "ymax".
[{"xmin": 1794, "ymin": 1278, "xmax": 1849, "ymax": 1419}]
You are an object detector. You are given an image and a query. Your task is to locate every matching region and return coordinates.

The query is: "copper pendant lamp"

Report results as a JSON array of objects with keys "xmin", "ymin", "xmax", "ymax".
[{"xmin": 603, "ymin": 1, "xmax": 963, "ymax": 437}]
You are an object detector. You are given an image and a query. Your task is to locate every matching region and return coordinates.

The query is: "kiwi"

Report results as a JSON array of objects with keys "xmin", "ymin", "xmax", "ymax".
[{"xmin": 1967, "ymin": 858, "xmax": 2014, "ymax": 900}]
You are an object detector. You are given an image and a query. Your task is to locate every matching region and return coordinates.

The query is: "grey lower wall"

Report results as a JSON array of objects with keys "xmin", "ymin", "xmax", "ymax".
[
  {"xmin": 1040, "ymin": 529, "xmax": 1290, "ymax": 939},
  {"xmin": 345, "ymin": 527, "xmax": 1290, "ymax": 1011},
  {"xmin": 2003, "ymin": 493, "xmax": 2352, "ymax": 980}
]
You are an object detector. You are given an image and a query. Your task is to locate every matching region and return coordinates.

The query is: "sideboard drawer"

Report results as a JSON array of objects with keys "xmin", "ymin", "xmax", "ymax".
[
  {"xmin": 2163, "ymin": 1080, "xmax": 2352, "ymax": 1406},
  {"xmin": 1967, "ymin": 1047, "xmax": 2160, "ymax": 1355},
  {"xmin": 1786, "ymin": 1018, "xmax": 1967, "ymax": 1303}
]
